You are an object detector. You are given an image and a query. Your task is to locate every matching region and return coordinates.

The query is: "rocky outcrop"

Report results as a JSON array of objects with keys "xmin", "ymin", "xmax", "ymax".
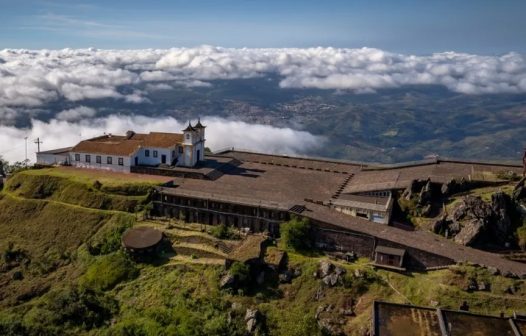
[
  {"xmin": 439, "ymin": 193, "xmax": 518, "ymax": 247},
  {"xmin": 454, "ymin": 218, "xmax": 485, "ymax": 246},
  {"xmin": 315, "ymin": 304, "xmax": 346, "ymax": 336},
  {"xmin": 513, "ymin": 177, "xmax": 526, "ymax": 201},
  {"xmin": 401, "ymin": 179, "xmax": 442, "ymax": 218},
  {"xmin": 315, "ymin": 260, "xmax": 346, "ymax": 287},
  {"xmin": 441, "ymin": 177, "xmax": 471, "ymax": 196},
  {"xmin": 245, "ymin": 308, "xmax": 261, "ymax": 334}
]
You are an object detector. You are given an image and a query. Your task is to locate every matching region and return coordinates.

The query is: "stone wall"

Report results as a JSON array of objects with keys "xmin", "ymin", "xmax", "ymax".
[{"xmin": 312, "ymin": 220, "xmax": 454, "ymax": 270}]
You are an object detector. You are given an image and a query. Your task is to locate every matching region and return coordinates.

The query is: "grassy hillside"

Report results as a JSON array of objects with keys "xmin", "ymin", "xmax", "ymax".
[
  {"xmin": 3, "ymin": 169, "xmax": 158, "ymax": 213},
  {"xmin": 0, "ymin": 169, "xmax": 525, "ymax": 335}
]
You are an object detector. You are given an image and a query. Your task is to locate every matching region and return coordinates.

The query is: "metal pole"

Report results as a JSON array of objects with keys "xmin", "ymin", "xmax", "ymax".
[{"xmin": 24, "ymin": 137, "xmax": 28, "ymax": 162}]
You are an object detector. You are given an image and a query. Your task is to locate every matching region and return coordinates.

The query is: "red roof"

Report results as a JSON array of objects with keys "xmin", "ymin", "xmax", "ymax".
[{"xmin": 71, "ymin": 132, "xmax": 183, "ymax": 156}]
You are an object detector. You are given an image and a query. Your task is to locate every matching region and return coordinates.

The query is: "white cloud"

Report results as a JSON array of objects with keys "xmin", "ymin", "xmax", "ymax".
[
  {"xmin": 0, "ymin": 47, "xmax": 525, "ymax": 115},
  {"xmin": 56, "ymin": 106, "xmax": 97, "ymax": 121},
  {"xmin": 0, "ymin": 116, "xmax": 324, "ymax": 163}
]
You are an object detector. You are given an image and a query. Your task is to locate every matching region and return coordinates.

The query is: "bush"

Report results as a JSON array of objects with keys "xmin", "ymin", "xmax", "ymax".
[
  {"xmin": 229, "ymin": 261, "xmax": 250, "ymax": 284},
  {"xmin": 280, "ymin": 216, "xmax": 312, "ymax": 251},
  {"xmin": 210, "ymin": 224, "xmax": 238, "ymax": 240},
  {"xmin": 88, "ymin": 215, "xmax": 135, "ymax": 255},
  {"xmin": 80, "ymin": 252, "xmax": 138, "ymax": 291},
  {"xmin": 24, "ymin": 286, "xmax": 117, "ymax": 332}
]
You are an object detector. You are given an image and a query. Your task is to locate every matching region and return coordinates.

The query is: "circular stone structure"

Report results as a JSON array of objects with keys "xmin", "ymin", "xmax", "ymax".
[{"xmin": 121, "ymin": 227, "xmax": 163, "ymax": 252}]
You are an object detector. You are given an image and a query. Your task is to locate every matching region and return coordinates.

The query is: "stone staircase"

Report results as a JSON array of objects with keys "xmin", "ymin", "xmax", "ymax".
[{"xmin": 332, "ymin": 174, "xmax": 354, "ymax": 199}]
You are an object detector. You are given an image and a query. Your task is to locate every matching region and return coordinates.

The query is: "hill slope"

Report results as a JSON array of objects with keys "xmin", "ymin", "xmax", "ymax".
[{"xmin": 0, "ymin": 169, "xmax": 525, "ymax": 336}]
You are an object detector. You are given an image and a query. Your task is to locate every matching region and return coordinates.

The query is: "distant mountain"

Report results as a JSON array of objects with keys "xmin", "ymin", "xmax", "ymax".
[{"xmin": 12, "ymin": 76, "xmax": 526, "ymax": 163}]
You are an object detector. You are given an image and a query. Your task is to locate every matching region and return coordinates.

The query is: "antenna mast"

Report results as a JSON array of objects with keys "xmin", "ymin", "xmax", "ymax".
[{"xmin": 34, "ymin": 138, "xmax": 43, "ymax": 153}]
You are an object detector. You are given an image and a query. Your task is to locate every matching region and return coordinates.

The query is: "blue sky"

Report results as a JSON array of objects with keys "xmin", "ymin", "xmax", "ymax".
[{"xmin": 0, "ymin": 0, "xmax": 525, "ymax": 54}]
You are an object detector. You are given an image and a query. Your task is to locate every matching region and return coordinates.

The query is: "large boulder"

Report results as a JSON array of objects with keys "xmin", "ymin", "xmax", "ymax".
[
  {"xmin": 441, "ymin": 177, "xmax": 470, "ymax": 196},
  {"xmin": 319, "ymin": 260, "xmax": 334, "ymax": 278},
  {"xmin": 245, "ymin": 308, "xmax": 261, "ymax": 334},
  {"xmin": 454, "ymin": 218, "xmax": 485, "ymax": 246},
  {"xmin": 317, "ymin": 261, "xmax": 346, "ymax": 287}
]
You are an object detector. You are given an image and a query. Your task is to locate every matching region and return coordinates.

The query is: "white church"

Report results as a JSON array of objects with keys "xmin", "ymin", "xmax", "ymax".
[{"xmin": 36, "ymin": 119, "xmax": 207, "ymax": 173}]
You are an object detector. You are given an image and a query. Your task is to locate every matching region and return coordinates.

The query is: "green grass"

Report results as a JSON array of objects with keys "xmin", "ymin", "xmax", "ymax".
[
  {"xmin": 4, "ymin": 171, "xmax": 152, "ymax": 213},
  {"xmin": 80, "ymin": 252, "xmax": 138, "ymax": 291},
  {"xmin": 0, "ymin": 171, "xmax": 525, "ymax": 335},
  {"xmin": 21, "ymin": 167, "xmax": 167, "ymax": 189}
]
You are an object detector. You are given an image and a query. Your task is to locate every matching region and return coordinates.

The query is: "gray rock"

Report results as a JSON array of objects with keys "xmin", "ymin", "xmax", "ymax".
[
  {"xmin": 334, "ymin": 266, "xmax": 346, "ymax": 276},
  {"xmin": 487, "ymin": 266, "xmax": 500, "ymax": 276},
  {"xmin": 279, "ymin": 270, "xmax": 293, "ymax": 284},
  {"xmin": 245, "ymin": 308, "xmax": 260, "ymax": 334},
  {"xmin": 314, "ymin": 286, "xmax": 324, "ymax": 300},
  {"xmin": 454, "ymin": 218, "xmax": 485, "ymax": 246},
  {"xmin": 319, "ymin": 260, "xmax": 334, "ymax": 278},
  {"xmin": 317, "ymin": 318, "xmax": 345, "ymax": 336},
  {"xmin": 293, "ymin": 267, "xmax": 302, "ymax": 277},
  {"xmin": 322, "ymin": 273, "xmax": 342, "ymax": 287},
  {"xmin": 418, "ymin": 180, "xmax": 433, "ymax": 206},
  {"xmin": 477, "ymin": 282, "xmax": 490, "ymax": 291},
  {"xmin": 219, "ymin": 273, "xmax": 236, "ymax": 289},
  {"xmin": 421, "ymin": 204, "xmax": 432, "ymax": 217}
]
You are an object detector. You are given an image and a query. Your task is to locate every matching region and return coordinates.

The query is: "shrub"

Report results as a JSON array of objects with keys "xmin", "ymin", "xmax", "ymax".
[
  {"xmin": 80, "ymin": 252, "xmax": 138, "ymax": 291},
  {"xmin": 24, "ymin": 286, "xmax": 117, "ymax": 331},
  {"xmin": 88, "ymin": 214, "xmax": 135, "ymax": 255},
  {"xmin": 280, "ymin": 216, "xmax": 312, "ymax": 251},
  {"xmin": 229, "ymin": 261, "xmax": 250, "ymax": 284},
  {"xmin": 210, "ymin": 224, "xmax": 237, "ymax": 240}
]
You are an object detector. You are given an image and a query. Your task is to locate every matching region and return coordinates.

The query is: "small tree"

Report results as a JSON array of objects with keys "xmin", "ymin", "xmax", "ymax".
[{"xmin": 280, "ymin": 216, "xmax": 313, "ymax": 251}]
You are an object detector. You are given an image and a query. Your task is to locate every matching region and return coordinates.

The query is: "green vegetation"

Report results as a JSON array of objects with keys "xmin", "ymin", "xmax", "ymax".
[
  {"xmin": 0, "ymin": 169, "xmax": 525, "ymax": 335},
  {"xmin": 80, "ymin": 252, "xmax": 138, "ymax": 291},
  {"xmin": 280, "ymin": 216, "xmax": 313, "ymax": 252},
  {"xmin": 4, "ymin": 171, "xmax": 152, "ymax": 212},
  {"xmin": 228, "ymin": 261, "xmax": 250, "ymax": 284},
  {"xmin": 210, "ymin": 223, "xmax": 238, "ymax": 240}
]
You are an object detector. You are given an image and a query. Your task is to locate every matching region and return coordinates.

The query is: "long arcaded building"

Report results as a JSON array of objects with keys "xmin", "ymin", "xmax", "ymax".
[{"xmin": 152, "ymin": 149, "xmax": 526, "ymax": 276}]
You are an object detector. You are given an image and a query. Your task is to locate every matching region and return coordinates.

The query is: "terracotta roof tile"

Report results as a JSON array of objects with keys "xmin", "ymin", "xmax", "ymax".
[{"xmin": 71, "ymin": 132, "xmax": 183, "ymax": 156}]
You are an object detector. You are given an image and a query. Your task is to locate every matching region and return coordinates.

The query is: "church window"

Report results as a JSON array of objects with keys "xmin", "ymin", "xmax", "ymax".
[
  {"xmin": 153, "ymin": 150, "xmax": 158, "ymax": 158},
  {"xmin": 85, "ymin": 155, "xmax": 91, "ymax": 163},
  {"xmin": 75, "ymin": 154, "xmax": 80, "ymax": 161},
  {"xmin": 145, "ymin": 149, "xmax": 150, "ymax": 157},
  {"xmin": 107, "ymin": 157, "xmax": 112, "ymax": 164},
  {"xmin": 118, "ymin": 158, "xmax": 124, "ymax": 166},
  {"xmin": 178, "ymin": 146, "xmax": 184, "ymax": 153},
  {"xmin": 96, "ymin": 156, "xmax": 101, "ymax": 164}
]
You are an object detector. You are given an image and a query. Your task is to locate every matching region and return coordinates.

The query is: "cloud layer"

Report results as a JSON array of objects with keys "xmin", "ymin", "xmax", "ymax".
[
  {"xmin": 1, "ymin": 46, "xmax": 525, "ymax": 116},
  {"xmin": 0, "ymin": 116, "xmax": 324, "ymax": 163}
]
